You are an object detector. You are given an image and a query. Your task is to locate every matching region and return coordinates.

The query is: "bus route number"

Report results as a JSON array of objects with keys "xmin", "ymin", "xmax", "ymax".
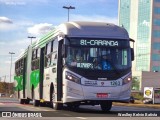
[{"xmin": 110, "ymin": 81, "xmax": 121, "ymax": 86}]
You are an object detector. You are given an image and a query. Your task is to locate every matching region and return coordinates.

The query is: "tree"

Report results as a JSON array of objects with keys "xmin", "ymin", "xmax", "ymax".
[
  {"xmin": 132, "ymin": 76, "xmax": 140, "ymax": 90},
  {"xmin": 0, "ymin": 82, "xmax": 14, "ymax": 95}
]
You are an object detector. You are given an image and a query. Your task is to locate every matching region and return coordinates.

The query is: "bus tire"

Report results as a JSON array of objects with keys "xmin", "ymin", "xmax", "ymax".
[
  {"xmin": 67, "ymin": 103, "xmax": 80, "ymax": 111},
  {"xmin": 100, "ymin": 101, "xmax": 112, "ymax": 112},
  {"xmin": 25, "ymin": 99, "xmax": 30, "ymax": 104},
  {"xmin": 19, "ymin": 99, "xmax": 25, "ymax": 104}
]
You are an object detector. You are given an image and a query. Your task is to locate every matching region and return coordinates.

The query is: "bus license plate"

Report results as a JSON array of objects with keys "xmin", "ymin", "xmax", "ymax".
[{"xmin": 97, "ymin": 93, "xmax": 108, "ymax": 98}]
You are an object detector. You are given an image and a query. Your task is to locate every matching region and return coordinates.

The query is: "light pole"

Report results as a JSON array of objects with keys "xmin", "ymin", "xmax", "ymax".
[
  {"xmin": 28, "ymin": 36, "xmax": 36, "ymax": 45},
  {"xmin": 9, "ymin": 52, "xmax": 15, "ymax": 83},
  {"xmin": 63, "ymin": 6, "xmax": 75, "ymax": 22},
  {"xmin": 9, "ymin": 52, "xmax": 15, "ymax": 95}
]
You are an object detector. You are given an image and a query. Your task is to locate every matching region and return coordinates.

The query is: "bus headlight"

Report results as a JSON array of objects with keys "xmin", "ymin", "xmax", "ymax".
[
  {"xmin": 122, "ymin": 75, "xmax": 132, "ymax": 85},
  {"xmin": 66, "ymin": 71, "xmax": 81, "ymax": 84}
]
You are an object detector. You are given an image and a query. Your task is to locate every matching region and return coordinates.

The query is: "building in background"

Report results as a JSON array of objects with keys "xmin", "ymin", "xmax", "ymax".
[{"xmin": 118, "ymin": 0, "xmax": 160, "ymax": 91}]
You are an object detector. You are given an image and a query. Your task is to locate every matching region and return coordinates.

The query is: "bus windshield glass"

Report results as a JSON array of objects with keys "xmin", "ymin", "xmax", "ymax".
[{"xmin": 66, "ymin": 38, "xmax": 131, "ymax": 71}]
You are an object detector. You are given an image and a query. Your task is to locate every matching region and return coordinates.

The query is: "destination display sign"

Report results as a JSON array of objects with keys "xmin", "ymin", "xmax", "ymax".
[
  {"xmin": 69, "ymin": 39, "xmax": 129, "ymax": 47},
  {"xmin": 80, "ymin": 40, "xmax": 118, "ymax": 46}
]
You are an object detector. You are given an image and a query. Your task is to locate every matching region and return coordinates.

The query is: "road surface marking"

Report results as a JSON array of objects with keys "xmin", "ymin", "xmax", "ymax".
[
  {"xmin": 63, "ymin": 114, "xmax": 72, "ymax": 116},
  {"xmin": 17, "ymin": 104, "xmax": 55, "ymax": 111},
  {"xmin": 76, "ymin": 117, "xmax": 87, "ymax": 119}
]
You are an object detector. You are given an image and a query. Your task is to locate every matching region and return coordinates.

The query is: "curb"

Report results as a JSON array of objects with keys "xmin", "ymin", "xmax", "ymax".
[{"xmin": 113, "ymin": 102, "xmax": 160, "ymax": 109}]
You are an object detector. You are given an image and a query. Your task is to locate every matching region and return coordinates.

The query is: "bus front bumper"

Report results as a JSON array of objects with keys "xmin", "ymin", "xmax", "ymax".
[{"xmin": 63, "ymin": 80, "xmax": 131, "ymax": 103}]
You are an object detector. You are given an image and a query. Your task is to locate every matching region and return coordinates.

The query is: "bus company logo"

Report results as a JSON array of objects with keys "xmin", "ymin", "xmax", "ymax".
[
  {"xmin": 101, "ymin": 82, "xmax": 104, "ymax": 86},
  {"xmin": 145, "ymin": 90, "xmax": 151, "ymax": 96}
]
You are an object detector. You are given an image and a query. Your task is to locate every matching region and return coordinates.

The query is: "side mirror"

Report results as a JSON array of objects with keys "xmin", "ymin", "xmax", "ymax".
[
  {"xmin": 62, "ymin": 44, "xmax": 67, "ymax": 58},
  {"xmin": 131, "ymin": 48, "xmax": 134, "ymax": 61}
]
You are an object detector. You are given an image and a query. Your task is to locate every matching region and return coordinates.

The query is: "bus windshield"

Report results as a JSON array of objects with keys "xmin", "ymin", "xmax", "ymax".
[{"xmin": 65, "ymin": 38, "xmax": 131, "ymax": 71}]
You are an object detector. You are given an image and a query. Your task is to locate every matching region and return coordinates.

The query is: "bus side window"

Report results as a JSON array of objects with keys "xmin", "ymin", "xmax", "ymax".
[
  {"xmin": 47, "ymin": 42, "xmax": 52, "ymax": 55},
  {"xmin": 18, "ymin": 60, "xmax": 20, "ymax": 69},
  {"xmin": 51, "ymin": 52, "xmax": 57, "ymax": 66},
  {"xmin": 31, "ymin": 48, "xmax": 40, "ymax": 70},
  {"xmin": 15, "ymin": 62, "xmax": 18, "ymax": 75},
  {"xmin": 52, "ymin": 39, "xmax": 58, "ymax": 52},
  {"xmin": 37, "ymin": 48, "xmax": 40, "ymax": 58},
  {"xmin": 45, "ymin": 41, "xmax": 52, "ymax": 67},
  {"xmin": 35, "ymin": 48, "xmax": 40, "ymax": 69},
  {"xmin": 50, "ymin": 38, "xmax": 58, "ymax": 66},
  {"xmin": 32, "ymin": 50, "xmax": 36, "ymax": 70}
]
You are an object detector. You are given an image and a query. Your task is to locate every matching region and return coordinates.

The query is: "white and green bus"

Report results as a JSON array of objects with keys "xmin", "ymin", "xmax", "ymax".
[{"xmin": 14, "ymin": 21, "xmax": 134, "ymax": 112}]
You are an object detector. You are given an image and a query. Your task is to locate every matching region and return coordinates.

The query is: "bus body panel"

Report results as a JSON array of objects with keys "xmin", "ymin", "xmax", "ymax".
[
  {"xmin": 63, "ymin": 80, "xmax": 84, "ymax": 103},
  {"xmin": 14, "ymin": 75, "xmax": 24, "ymax": 99},
  {"xmin": 63, "ymin": 81, "xmax": 131, "ymax": 103},
  {"xmin": 43, "ymin": 67, "xmax": 56, "ymax": 101},
  {"xmin": 26, "ymin": 45, "xmax": 32, "ymax": 99},
  {"xmin": 58, "ymin": 22, "xmax": 129, "ymax": 39},
  {"xmin": 30, "ymin": 70, "xmax": 40, "ymax": 100},
  {"xmin": 63, "ymin": 69, "xmax": 131, "ymax": 103}
]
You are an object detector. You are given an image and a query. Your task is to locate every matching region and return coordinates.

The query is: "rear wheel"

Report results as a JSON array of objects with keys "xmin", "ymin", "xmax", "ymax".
[
  {"xmin": 100, "ymin": 101, "xmax": 112, "ymax": 112},
  {"xmin": 25, "ymin": 99, "xmax": 30, "ymax": 104},
  {"xmin": 19, "ymin": 99, "xmax": 25, "ymax": 104}
]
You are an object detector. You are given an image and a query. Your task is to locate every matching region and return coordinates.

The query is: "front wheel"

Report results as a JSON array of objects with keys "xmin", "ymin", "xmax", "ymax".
[
  {"xmin": 100, "ymin": 101, "xmax": 112, "ymax": 112},
  {"xmin": 25, "ymin": 99, "xmax": 30, "ymax": 104},
  {"xmin": 67, "ymin": 103, "xmax": 80, "ymax": 111}
]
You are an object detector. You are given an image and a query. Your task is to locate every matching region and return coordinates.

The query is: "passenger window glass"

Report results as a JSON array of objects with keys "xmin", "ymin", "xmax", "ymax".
[
  {"xmin": 47, "ymin": 42, "xmax": 52, "ymax": 55},
  {"xmin": 53, "ymin": 39, "xmax": 58, "ymax": 52},
  {"xmin": 37, "ymin": 48, "xmax": 40, "ymax": 58},
  {"xmin": 51, "ymin": 52, "xmax": 57, "ymax": 66}
]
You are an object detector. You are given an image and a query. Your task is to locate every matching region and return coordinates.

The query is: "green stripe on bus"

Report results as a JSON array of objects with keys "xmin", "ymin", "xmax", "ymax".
[
  {"xmin": 30, "ymin": 69, "xmax": 40, "ymax": 89},
  {"xmin": 14, "ymin": 75, "xmax": 23, "ymax": 91}
]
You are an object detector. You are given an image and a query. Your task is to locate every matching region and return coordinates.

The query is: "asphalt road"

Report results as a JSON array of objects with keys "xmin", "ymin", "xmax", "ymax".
[{"xmin": 0, "ymin": 98, "xmax": 160, "ymax": 120}]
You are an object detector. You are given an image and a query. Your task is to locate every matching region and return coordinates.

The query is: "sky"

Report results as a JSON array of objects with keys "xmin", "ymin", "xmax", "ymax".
[{"xmin": 0, "ymin": 0, "xmax": 118, "ymax": 82}]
